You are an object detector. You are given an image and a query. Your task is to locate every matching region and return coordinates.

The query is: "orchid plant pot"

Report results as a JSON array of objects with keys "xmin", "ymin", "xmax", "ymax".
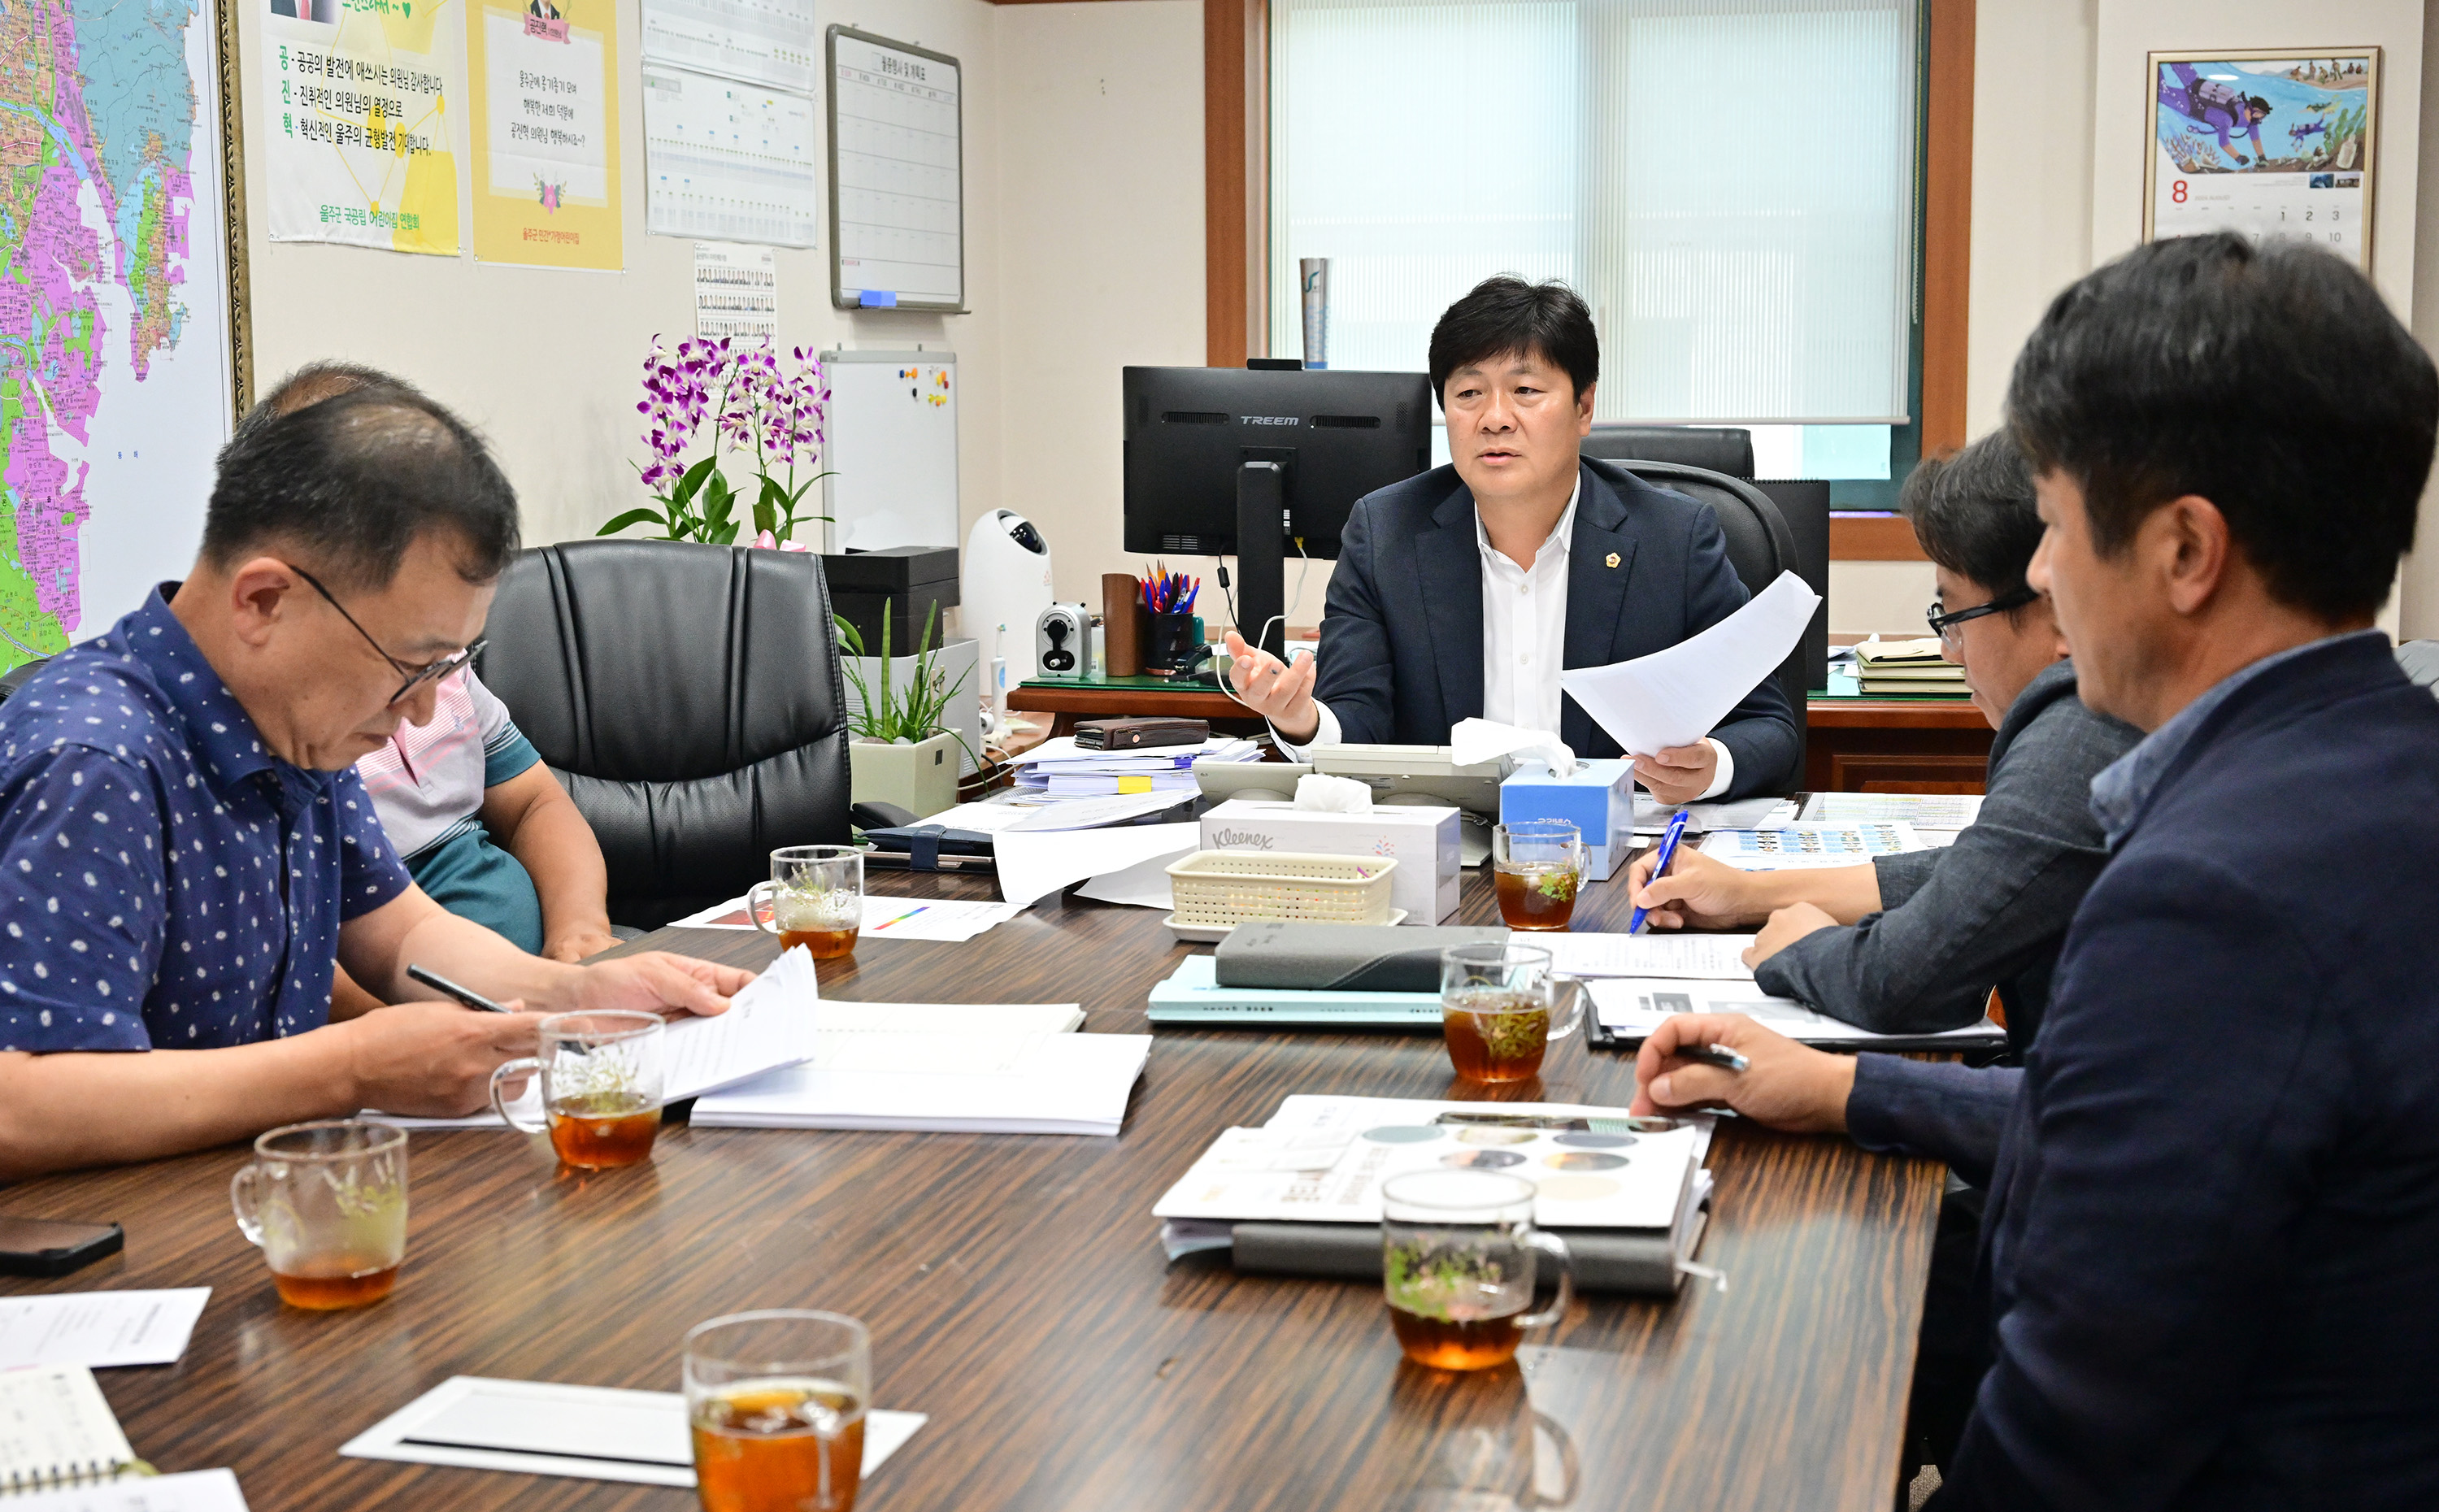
[{"xmin": 849, "ymin": 731, "xmax": 960, "ymax": 819}]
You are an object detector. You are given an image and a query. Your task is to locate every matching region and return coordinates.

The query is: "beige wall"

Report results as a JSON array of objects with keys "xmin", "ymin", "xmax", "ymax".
[
  {"xmin": 233, "ymin": 0, "xmax": 2439, "ymax": 642},
  {"xmin": 992, "ymin": 1, "xmax": 1213, "ymax": 615},
  {"xmin": 239, "ymin": 0, "xmax": 1007, "ymax": 554}
]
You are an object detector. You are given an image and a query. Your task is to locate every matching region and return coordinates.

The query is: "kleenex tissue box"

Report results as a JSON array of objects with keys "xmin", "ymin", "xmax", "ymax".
[
  {"xmin": 1498, "ymin": 758, "xmax": 1634, "ymax": 880},
  {"xmin": 1199, "ymin": 799, "xmax": 1461, "ymax": 923}
]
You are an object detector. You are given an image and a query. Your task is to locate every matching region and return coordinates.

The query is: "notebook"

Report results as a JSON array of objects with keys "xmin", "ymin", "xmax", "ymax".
[
  {"xmin": 2, "ymin": 1471, "xmax": 248, "ymax": 1509},
  {"xmin": 0, "ymin": 1365, "xmax": 145, "ymax": 1494}
]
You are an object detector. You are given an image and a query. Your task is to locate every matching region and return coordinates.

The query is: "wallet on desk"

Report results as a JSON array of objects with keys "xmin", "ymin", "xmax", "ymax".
[{"xmin": 1074, "ymin": 716, "xmax": 1208, "ymax": 750}]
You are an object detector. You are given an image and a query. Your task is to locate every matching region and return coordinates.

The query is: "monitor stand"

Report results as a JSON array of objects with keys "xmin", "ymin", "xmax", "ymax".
[{"xmin": 1234, "ymin": 459, "xmax": 1288, "ymax": 660}]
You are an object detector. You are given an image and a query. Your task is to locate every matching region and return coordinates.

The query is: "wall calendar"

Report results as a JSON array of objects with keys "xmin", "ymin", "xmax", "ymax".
[{"xmin": 2145, "ymin": 49, "xmax": 2380, "ymax": 272}]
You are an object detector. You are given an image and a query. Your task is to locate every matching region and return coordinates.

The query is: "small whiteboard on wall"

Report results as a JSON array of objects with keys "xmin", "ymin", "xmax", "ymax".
[
  {"xmin": 820, "ymin": 350, "xmax": 959, "ymax": 552},
  {"xmin": 827, "ymin": 26, "xmax": 964, "ymax": 311}
]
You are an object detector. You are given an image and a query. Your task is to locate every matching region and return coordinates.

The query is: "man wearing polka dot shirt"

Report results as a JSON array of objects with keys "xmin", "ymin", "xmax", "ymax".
[{"xmin": 0, "ymin": 382, "xmax": 754, "ymax": 1178}]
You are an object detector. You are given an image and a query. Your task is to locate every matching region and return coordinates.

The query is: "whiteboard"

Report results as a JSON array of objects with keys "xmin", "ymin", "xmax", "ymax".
[
  {"xmin": 820, "ymin": 350, "xmax": 959, "ymax": 552},
  {"xmin": 826, "ymin": 26, "xmax": 964, "ymax": 311}
]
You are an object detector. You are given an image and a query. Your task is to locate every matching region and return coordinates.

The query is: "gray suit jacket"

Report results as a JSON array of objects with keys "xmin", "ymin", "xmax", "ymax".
[
  {"xmin": 1757, "ymin": 659, "xmax": 2141, "ymax": 1048},
  {"xmin": 1311, "ymin": 459, "xmax": 1801, "ymax": 797}
]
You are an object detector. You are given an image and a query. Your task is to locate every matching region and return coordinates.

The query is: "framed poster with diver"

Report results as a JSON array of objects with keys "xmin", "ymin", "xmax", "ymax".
[{"xmin": 2144, "ymin": 49, "xmax": 2380, "ymax": 272}]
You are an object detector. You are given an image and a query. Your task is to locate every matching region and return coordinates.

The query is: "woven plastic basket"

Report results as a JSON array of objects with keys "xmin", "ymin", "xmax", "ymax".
[{"xmin": 1166, "ymin": 850, "xmax": 1398, "ymax": 927}]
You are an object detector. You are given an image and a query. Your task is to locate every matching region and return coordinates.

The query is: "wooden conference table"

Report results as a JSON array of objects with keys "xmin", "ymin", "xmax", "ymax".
[{"xmin": 0, "ymin": 868, "xmax": 1944, "ymax": 1512}]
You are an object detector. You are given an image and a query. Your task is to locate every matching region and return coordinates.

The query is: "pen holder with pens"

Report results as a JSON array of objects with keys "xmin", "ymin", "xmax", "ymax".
[{"xmin": 1146, "ymin": 611, "xmax": 1198, "ymax": 676}]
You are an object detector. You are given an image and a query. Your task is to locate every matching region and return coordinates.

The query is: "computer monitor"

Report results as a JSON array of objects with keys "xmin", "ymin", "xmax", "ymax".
[{"xmin": 1123, "ymin": 365, "xmax": 1433, "ymax": 658}]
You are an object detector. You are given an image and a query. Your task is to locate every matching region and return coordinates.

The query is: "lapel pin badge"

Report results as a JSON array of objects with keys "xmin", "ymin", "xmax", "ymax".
[{"xmin": 1605, "ymin": 552, "xmax": 1620, "ymax": 568}]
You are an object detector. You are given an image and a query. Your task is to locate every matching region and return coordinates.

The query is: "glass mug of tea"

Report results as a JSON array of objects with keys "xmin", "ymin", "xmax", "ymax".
[
  {"xmin": 1439, "ymin": 943, "xmax": 1586, "ymax": 1084},
  {"xmin": 1492, "ymin": 820, "xmax": 1583, "ymax": 932},
  {"xmin": 750, "ymin": 845, "xmax": 864, "ymax": 961},
  {"xmin": 229, "ymin": 1119, "xmax": 409, "ymax": 1310},
  {"xmin": 1381, "ymin": 1170, "xmax": 1573, "ymax": 1371},
  {"xmin": 489, "ymin": 1010, "xmax": 666, "ymax": 1171},
  {"xmin": 687, "ymin": 1310, "xmax": 872, "ymax": 1512}
]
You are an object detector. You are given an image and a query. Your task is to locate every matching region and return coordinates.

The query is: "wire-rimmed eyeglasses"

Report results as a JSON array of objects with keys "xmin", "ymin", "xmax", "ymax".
[{"xmin": 289, "ymin": 563, "xmax": 485, "ymax": 706}]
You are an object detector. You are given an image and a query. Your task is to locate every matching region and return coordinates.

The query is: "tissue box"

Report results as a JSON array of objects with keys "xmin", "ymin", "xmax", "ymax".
[
  {"xmin": 1199, "ymin": 799, "xmax": 1461, "ymax": 924},
  {"xmin": 1498, "ymin": 758, "xmax": 1635, "ymax": 880}
]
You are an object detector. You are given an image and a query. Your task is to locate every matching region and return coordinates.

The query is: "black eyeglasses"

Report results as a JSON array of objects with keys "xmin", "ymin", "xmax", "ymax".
[
  {"xmin": 1925, "ymin": 586, "xmax": 2038, "ymax": 645},
  {"xmin": 289, "ymin": 563, "xmax": 485, "ymax": 706}
]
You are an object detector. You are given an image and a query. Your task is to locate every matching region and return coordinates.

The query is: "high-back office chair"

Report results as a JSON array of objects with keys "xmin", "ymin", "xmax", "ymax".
[
  {"xmin": 0, "ymin": 656, "xmax": 49, "ymax": 706},
  {"xmin": 1593, "ymin": 457, "xmax": 1809, "ymax": 786},
  {"xmin": 476, "ymin": 539, "xmax": 854, "ymax": 930},
  {"xmin": 1582, "ymin": 424, "xmax": 1754, "ymax": 479}
]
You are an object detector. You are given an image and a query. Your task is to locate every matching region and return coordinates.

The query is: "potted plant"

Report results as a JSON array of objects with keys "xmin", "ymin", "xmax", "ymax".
[
  {"xmin": 601, "ymin": 337, "xmax": 831, "ymax": 546},
  {"xmin": 835, "ymin": 600, "xmax": 973, "ymax": 819}
]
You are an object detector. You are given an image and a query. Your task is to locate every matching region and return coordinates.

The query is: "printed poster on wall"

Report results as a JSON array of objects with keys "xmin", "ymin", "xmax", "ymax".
[
  {"xmin": 466, "ymin": 0, "xmax": 620, "ymax": 268},
  {"xmin": 2145, "ymin": 50, "xmax": 2379, "ymax": 271},
  {"xmin": 262, "ymin": 0, "xmax": 463, "ymax": 254}
]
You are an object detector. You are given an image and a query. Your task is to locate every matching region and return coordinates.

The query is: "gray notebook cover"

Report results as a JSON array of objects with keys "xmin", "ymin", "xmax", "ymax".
[
  {"xmin": 1228, "ymin": 1209, "xmax": 1706, "ymax": 1297},
  {"xmin": 1213, "ymin": 923, "xmax": 1511, "ymax": 993}
]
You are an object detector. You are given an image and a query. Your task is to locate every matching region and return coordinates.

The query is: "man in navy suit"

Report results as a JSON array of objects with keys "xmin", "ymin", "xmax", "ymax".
[
  {"xmin": 1633, "ymin": 234, "xmax": 2439, "ymax": 1508},
  {"xmin": 1224, "ymin": 277, "xmax": 1799, "ymax": 802}
]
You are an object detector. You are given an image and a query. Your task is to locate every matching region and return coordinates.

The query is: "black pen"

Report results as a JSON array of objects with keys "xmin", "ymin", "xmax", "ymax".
[
  {"xmin": 1683, "ymin": 1042, "xmax": 1750, "ymax": 1073},
  {"xmin": 406, "ymin": 963, "xmax": 514, "ymax": 1015}
]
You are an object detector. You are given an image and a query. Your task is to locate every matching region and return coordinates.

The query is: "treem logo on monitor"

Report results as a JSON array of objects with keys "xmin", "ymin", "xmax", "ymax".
[{"xmin": 1241, "ymin": 415, "xmax": 1301, "ymax": 426}]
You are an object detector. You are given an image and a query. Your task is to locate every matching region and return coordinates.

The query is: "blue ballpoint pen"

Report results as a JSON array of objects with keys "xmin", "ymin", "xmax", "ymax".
[{"xmin": 1628, "ymin": 807, "xmax": 1691, "ymax": 936}]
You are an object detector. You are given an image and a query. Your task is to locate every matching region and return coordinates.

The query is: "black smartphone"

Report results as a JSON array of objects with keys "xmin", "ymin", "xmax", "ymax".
[{"xmin": 0, "ymin": 1215, "xmax": 124, "ymax": 1276}]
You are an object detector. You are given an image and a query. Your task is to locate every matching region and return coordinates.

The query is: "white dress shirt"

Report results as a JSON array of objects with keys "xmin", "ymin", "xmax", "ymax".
[{"xmin": 1280, "ymin": 477, "xmax": 1733, "ymax": 798}]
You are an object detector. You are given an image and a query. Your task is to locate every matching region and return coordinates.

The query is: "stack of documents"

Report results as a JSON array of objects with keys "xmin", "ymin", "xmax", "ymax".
[
  {"xmin": 675, "ymin": 893, "xmax": 1024, "ymax": 942},
  {"xmin": 1154, "ymin": 1095, "xmax": 1715, "ymax": 1295},
  {"xmin": 1697, "ymin": 821, "xmax": 1930, "ymax": 870},
  {"xmin": 693, "ymin": 1001, "xmax": 1150, "ymax": 1136},
  {"xmin": 1010, "ymin": 736, "xmax": 1260, "ymax": 800},
  {"xmin": 1562, "ymin": 929, "xmax": 2005, "ymax": 1051},
  {"xmin": 1799, "ymin": 790, "xmax": 1984, "ymax": 832},
  {"xmin": 1631, "ymin": 793, "xmax": 1799, "ymax": 837},
  {"xmin": 367, "ymin": 949, "xmax": 827, "ymax": 1128},
  {"xmin": 1850, "ymin": 636, "xmax": 1967, "ymax": 695}
]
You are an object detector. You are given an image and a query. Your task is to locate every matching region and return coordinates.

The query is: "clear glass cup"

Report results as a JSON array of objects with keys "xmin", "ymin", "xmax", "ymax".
[
  {"xmin": 1491, "ymin": 820, "xmax": 1583, "ymax": 932},
  {"xmin": 1380, "ymin": 1170, "xmax": 1573, "ymax": 1371},
  {"xmin": 489, "ymin": 1010, "xmax": 666, "ymax": 1171},
  {"xmin": 750, "ymin": 845, "xmax": 864, "ymax": 961},
  {"xmin": 229, "ymin": 1119, "xmax": 409, "ymax": 1310},
  {"xmin": 686, "ymin": 1310, "xmax": 872, "ymax": 1512},
  {"xmin": 1438, "ymin": 943, "xmax": 1586, "ymax": 1084}
]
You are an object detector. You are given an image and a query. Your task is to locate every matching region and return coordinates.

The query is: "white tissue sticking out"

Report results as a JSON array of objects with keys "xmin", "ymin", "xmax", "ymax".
[
  {"xmin": 1293, "ymin": 772, "xmax": 1375, "ymax": 813},
  {"xmin": 1450, "ymin": 717, "xmax": 1577, "ymax": 778}
]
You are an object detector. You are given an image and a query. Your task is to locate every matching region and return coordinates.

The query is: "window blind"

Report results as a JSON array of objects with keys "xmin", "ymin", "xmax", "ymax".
[{"xmin": 1269, "ymin": 0, "xmax": 1918, "ymax": 426}]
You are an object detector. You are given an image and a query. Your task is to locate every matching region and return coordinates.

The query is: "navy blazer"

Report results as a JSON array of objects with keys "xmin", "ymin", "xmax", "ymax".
[
  {"xmin": 1310, "ymin": 459, "xmax": 1800, "ymax": 797},
  {"xmin": 1921, "ymin": 634, "xmax": 2439, "ymax": 1510}
]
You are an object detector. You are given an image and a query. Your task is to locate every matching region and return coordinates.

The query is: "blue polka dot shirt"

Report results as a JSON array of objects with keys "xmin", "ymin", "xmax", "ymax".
[{"xmin": 0, "ymin": 585, "xmax": 411, "ymax": 1053}]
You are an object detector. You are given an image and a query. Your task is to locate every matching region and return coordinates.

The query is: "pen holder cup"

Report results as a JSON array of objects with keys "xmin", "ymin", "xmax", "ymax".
[{"xmin": 1147, "ymin": 611, "xmax": 1198, "ymax": 674}]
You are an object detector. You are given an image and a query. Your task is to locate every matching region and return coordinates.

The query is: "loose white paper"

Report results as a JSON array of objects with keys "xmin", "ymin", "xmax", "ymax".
[
  {"xmin": 994, "ymin": 823, "xmax": 1199, "ymax": 909},
  {"xmin": 341, "ymin": 1375, "xmax": 924, "ymax": 1488},
  {"xmin": 1799, "ymin": 791, "xmax": 1984, "ymax": 830},
  {"xmin": 0, "ymin": 1290, "xmax": 211, "ymax": 1371},
  {"xmin": 1002, "ymin": 790, "xmax": 1198, "ymax": 832},
  {"xmin": 1633, "ymin": 794, "xmax": 1800, "ymax": 835},
  {"xmin": 857, "ymin": 897, "xmax": 1024, "ymax": 942},
  {"xmin": 1588, "ymin": 978, "xmax": 2006, "ymax": 1046},
  {"xmin": 1538, "ymin": 934, "xmax": 1756, "ymax": 980},
  {"xmin": 1, "ymin": 1469, "xmax": 250, "ymax": 1511},
  {"xmin": 1558, "ymin": 571, "xmax": 1819, "ymax": 755},
  {"xmin": 367, "ymin": 949, "xmax": 821, "ymax": 1129}
]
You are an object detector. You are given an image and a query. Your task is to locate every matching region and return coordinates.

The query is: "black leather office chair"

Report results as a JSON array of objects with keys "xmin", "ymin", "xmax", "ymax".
[
  {"xmin": 0, "ymin": 656, "xmax": 50, "ymax": 706},
  {"xmin": 476, "ymin": 540, "xmax": 854, "ymax": 930},
  {"xmin": 1581, "ymin": 424, "xmax": 1754, "ymax": 479},
  {"xmin": 1596, "ymin": 458, "xmax": 1808, "ymax": 786}
]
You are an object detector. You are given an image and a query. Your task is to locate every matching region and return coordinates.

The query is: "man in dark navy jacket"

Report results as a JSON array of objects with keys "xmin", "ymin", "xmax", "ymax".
[
  {"xmin": 1632, "ymin": 232, "xmax": 2439, "ymax": 1510},
  {"xmin": 1222, "ymin": 277, "xmax": 1799, "ymax": 802}
]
